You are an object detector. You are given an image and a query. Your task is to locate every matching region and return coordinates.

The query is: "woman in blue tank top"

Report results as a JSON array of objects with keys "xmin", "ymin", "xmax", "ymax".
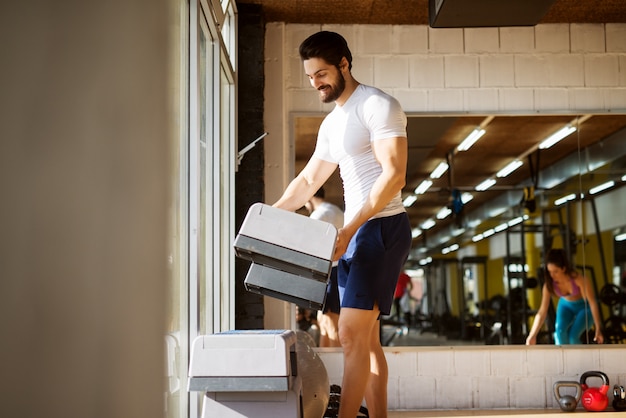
[{"xmin": 526, "ymin": 248, "xmax": 604, "ymax": 345}]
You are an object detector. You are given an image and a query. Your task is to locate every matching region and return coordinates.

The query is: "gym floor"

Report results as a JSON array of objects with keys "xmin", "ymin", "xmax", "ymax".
[{"xmin": 381, "ymin": 323, "xmax": 484, "ymax": 347}]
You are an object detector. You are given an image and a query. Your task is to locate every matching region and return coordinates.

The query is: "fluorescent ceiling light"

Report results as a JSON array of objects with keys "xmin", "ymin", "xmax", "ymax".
[
  {"xmin": 430, "ymin": 161, "xmax": 449, "ymax": 179},
  {"xmin": 403, "ymin": 195, "xmax": 418, "ymax": 207},
  {"xmin": 507, "ymin": 216, "xmax": 524, "ymax": 227},
  {"xmin": 483, "ymin": 228, "xmax": 495, "ymax": 238},
  {"xmin": 589, "ymin": 180, "xmax": 615, "ymax": 195},
  {"xmin": 554, "ymin": 193, "xmax": 577, "ymax": 206},
  {"xmin": 496, "ymin": 160, "xmax": 523, "ymax": 178},
  {"xmin": 472, "ymin": 234, "xmax": 484, "ymax": 242},
  {"xmin": 622, "ymin": 174, "xmax": 626, "ymax": 182},
  {"xmin": 461, "ymin": 192, "xmax": 473, "ymax": 204},
  {"xmin": 436, "ymin": 207, "xmax": 452, "ymax": 219},
  {"xmin": 616, "ymin": 233, "xmax": 626, "ymax": 242},
  {"xmin": 457, "ymin": 127, "xmax": 486, "ymax": 151},
  {"xmin": 421, "ymin": 219, "xmax": 436, "ymax": 230},
  {"xmin": 495, "ymin": 223, "xmax": 508, "ymax": 232},
  {"xmin": 442, "ymin": 244, "xmax": 459, "ymax": 255},
  {"xmin": 411, "ymin": 228, "xmax": 422, "ymax": 238},
  {"xmin": 419, "ymin": 257, "xmax": 432, "ymax": 266},
  {"xmin": 414, "ymin": 179, "xmax": 433, "ymax": 195},
  {"xmin": 475, "ymin": 178, "xmax": 496, "ymax": 191},
  {"xmin": 538, "ymin": 124, "xmax": 576, "ymax": 149}
]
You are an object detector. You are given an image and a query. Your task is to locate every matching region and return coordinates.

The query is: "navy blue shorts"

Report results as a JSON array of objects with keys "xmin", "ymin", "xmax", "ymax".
[
  {"xmin": 322, "ymin": 266, "xmax": 341, "ymax": 314},
  {"xmin": 337, "ymin": 212, "xmax": 412, "ymax": 316}
]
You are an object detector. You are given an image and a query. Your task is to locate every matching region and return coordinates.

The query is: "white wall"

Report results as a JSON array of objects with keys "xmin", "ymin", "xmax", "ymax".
[
  {"xmin": 272, "ymin": 23, "xmax": 626, "ymax": 116},
  {"xmin": 318, "ymin": 345, "xmax": 626, "ymax": 410}
]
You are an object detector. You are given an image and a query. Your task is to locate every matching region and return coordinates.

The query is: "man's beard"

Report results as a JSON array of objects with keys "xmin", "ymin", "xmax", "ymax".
[{"xmin": 319, "ymin": 72, "xmax": 346, "ymax": 103}]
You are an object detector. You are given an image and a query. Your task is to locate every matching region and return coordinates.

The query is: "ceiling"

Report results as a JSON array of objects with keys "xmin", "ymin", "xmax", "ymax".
[
  {"xmin": 239, "ymin": 0, "xmax": 626, "ymax": 254},
  {"xmin": 236, "ymin": 0, "xmax": 626, "ymax": 25}
]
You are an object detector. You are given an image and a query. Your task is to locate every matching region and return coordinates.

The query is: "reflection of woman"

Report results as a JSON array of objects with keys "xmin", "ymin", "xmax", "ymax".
[{"xmin": 526, "ymin": 248, "xmax": 604, "ymax": 345}]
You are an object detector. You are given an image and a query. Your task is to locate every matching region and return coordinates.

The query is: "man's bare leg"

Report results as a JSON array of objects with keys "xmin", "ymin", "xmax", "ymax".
[
  {"xmin": 364, "ymin": 319, "xmax": 387, "ymax": 417},
  {"xmin": 318, "ymin": 311, "xmax": 341, "ymax": 347},
  {"xmin": 337, "ymin": 306, "xmax": 381, "ymax": 418}
]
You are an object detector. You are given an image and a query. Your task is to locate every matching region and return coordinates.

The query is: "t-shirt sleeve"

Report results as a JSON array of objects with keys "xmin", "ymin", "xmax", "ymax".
[
  {"xmin": 311, "ymin": 118, "xmax": 337, "ymax": 163},
  {"xmin": 363, "ymin": 93, "xmax": 407, "ymax": 141}
]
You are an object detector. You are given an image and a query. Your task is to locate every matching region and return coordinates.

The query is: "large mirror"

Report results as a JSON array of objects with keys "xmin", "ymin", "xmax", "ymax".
[{"xmin": 294, "ymin": 113, "xmax": 626, "ymax": 346}]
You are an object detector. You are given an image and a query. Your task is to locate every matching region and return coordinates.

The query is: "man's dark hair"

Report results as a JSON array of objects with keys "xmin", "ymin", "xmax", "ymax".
[{"xmin": 299, "ymin": 31, "xmax": 353, "ymax": 71}]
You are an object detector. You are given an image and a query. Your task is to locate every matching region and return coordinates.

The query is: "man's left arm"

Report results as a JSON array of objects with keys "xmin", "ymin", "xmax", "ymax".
[{"xmin": 333, "ymin": 136, "xmax": 407, "ymax": 259}]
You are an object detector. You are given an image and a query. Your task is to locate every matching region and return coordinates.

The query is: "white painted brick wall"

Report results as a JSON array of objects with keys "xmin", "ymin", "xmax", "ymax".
[
  {"xmin": 351, "ymin": 56, "xmax": 375, "ymax": 85},
  {"xmin": 429, "ymin": 28, "xmax": 464, "ymax": 53},
  {"xmin": 463, "ymin": 88, "xmax": 499, "ymax": 112},
  {"xmin": 286, "ymin": 24, "xmax": 318, "ymax": 61},
  {"xmin": 409, "ymin": 56, "xmax": 445, "ymax": 88},
  {"xmin": 569, "ymin": 88, "xmax": 606, "ymax": 111},
  {"xmin": 438, "ymin": 375, "xmax": 474, "ymax": 408},
  {"xmin": 550, "ymin": 55, "xmax": 585, "ymax": 86},
  {"xmin": 607, "ymin": 23, "xmax": 626, "ymax": 52},
  {"xmin": 465, "ymin": 28, "xmax": 500, "ymax": 53},
  {"xmin": 445, "ymin": 55, "xmax": 479, "ymax": 88},
  {"xmin": 375, "ymin": 56, "xmax": 410, "ymax": 88},
  {"xmin": 358, "ymin": 25, "xmax": 392, "ymax": 55},
  {"xmin": 480, "ymin": 55, "xmax": 515, "ymax": 87},
  {"xmin": 287, "ymin": 54, "xmax": 305, "ymax": 89},
  {"xmin": 317, "ymin": 346, "xmax": 626, "ymax": 411},
  {"xmin": 535, "ymin": 88, "xmax": 569, "ymax": 110},
  {"xmin": 398, "ymin": 375, "xmax": 437, "ymax": 409},
  {"xmin": 393, "ymin": 25, "xmax": 429, "ymax": 54},
  {"xmin": 584, "ymin": 55, "xmax": 620, "ymax": 86},
  {"xmin": 476, "ymin": 376, "xmax": 509, "ymax": 409},
  {"xmin": 571, "ymin": 24, "xmax": 606, "ymax": 53},
  {"xmin": 500, "ymin": 27, "xmax": 535, "ymax": 53},
  {"xmin": 394, "ymin": 88, "xmax": 428, "ymax": 112},
  {"xmin": 607, "ymin": 89, "xmax": 626, "ymax": 109},
  {"xmin": 499, "ymin": 88, "xmax": 535, "ymax": 111},
  {"xmin": 511, "ymin": 376, "xmax": 547, "ymax": 408},
  {"xmin": 273, "ymin": 22, "xmax": 626, "ymax": 115},
  {"xmin": 427, "ymin": 88, "xmax": 463, "ymax": 112},
  {"xmin": 535, "ymin": 24, "xmax": 571, "ymax": 53}
]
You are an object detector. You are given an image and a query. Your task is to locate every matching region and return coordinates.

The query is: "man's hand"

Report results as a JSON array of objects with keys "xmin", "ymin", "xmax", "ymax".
[{"xmin": 332, "ymin": 227, "xmax": 353, "ymax": 261}]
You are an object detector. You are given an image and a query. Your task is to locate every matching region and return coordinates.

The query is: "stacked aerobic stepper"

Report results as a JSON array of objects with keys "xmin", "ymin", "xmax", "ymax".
[{"xmin": 234, "ymin": 203, "xmax": 337, "ymax": 310}]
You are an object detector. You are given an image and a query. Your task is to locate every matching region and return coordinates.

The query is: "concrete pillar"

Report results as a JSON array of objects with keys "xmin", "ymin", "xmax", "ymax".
[{"xmin": 0, "ymin": 1, "xmax": 170, "ymax": 417}]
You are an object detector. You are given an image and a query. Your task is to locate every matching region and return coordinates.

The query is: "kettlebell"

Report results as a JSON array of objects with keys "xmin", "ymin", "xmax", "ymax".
[
  {"xmin": 553, "ymin": 381, "xmax": 582, "ymax": 412},
  {"xmin": 613, "ymin": 385, "xmax": 626, "ymax": 411},
  {"xmin": 580, "ymin": 370, "xmax": 610, "ymax": 412}
]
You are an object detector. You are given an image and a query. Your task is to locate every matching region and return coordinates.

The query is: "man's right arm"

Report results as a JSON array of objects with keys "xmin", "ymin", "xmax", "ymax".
[{"xmin": 273, "ymin": 157, "xmax": 337, "ymax": 211}]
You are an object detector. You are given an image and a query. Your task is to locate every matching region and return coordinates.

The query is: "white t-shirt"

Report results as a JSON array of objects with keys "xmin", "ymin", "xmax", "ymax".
[
  {"xmin": 310, "ymin": 201, "xmax": 344, "ymax": 230},
  {"xmin": 313, "ymin": 84, "xmax": 407, "ymax": 224}
]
